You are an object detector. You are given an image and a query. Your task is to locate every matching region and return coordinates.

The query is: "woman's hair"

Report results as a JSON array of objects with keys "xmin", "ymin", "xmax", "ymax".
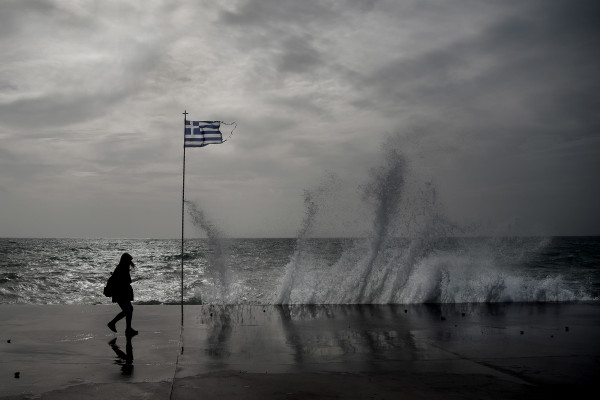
[{"xmin": 119, "ymin": 253, "xmax": 135, "ymax": 269}]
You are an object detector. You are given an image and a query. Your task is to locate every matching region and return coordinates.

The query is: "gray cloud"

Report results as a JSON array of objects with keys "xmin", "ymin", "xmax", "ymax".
[
  {"xmin": 220, "ymin": 0, "xmax": 337, "ymax": 27},
  {"xmin": 0, "ymin": 0, "xmax": 598, "ymax": 237},
  {"xmin": 276, "ymin": 35, "xmax": 323, "ymax": 74}
]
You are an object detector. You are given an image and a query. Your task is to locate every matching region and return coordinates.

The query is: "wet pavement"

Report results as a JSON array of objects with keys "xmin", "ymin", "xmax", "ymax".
[
  {"xmin": 1, "ymin": 303, "xmax": 599, "ymax": 398},
  {"xmin": 177, "ymin": 303, "xmax": 600, "ymax": 384}
]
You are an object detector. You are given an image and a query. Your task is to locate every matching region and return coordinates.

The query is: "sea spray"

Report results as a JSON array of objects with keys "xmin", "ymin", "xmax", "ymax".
[
  {"xmin": 185, "ymin": 200, "xmax": 234, "ymax": 303},
  {"xmin": 183, "ymin": 134, "xmax": 589, "ymax": 305},
  {"xmin": 354, "ymin": 148, "xmax": 405, "ymax": 303},
  {"xmin": 275, "ymin": 142, "xmax": 420, "ymax": 304},
  {"xmin": 274, "ymin": 135, "xmax": 583, "ymax": 304},
  {"xmin": 276, "ymin": 174, "xmax": 339, "ymax": 304}
]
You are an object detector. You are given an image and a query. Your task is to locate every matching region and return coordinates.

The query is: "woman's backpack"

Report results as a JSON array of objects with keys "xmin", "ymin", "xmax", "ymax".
[{"xmin": 103, "ymin": 274, "xmax": 115, "ymax": 297}]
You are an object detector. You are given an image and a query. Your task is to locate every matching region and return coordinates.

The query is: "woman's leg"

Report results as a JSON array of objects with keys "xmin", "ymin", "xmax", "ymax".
[
  {"xmin": 108, "ymin": 301, "xmax": 136, "ymax": 334},
  {"xmin": 118, "ymin": 301, "xmax": 137, "ymax": 335},
  {"xmin": 108, "ymin": 304, "xmax": 126, "ymax": 332},
  {"xmin": 124, "ymin": 302, "xmax": 133, "ymax": 330},
  {"xmin": 112, "ymin": 310, "xmax": 126, "ymax": 323}
]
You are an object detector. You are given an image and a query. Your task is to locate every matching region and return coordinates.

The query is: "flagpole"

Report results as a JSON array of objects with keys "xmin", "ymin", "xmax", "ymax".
[{"xmin": 181, "ymin": 110, "xmax": 187, "ymax": 327}]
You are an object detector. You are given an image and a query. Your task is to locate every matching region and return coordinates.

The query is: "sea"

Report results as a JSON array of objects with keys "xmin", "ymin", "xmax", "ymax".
[
  {"xmin": 2, "ymin": 146, "xmax": 599, "ymax": 306},
  {"xmin": 0, "ymin": 236, "xmax": 598, "ymax": 305}
]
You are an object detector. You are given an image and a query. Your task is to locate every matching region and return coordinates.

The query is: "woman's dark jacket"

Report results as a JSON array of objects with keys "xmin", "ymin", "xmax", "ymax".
[{"xmin": 111, "ymin": 264, "xmax": 134, "ymax": 303}]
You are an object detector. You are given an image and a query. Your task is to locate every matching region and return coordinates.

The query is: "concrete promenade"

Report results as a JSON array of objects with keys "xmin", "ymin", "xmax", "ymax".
[{"xmin": 1, "ymin": 303, "xmax": 599, "ymax": 399}]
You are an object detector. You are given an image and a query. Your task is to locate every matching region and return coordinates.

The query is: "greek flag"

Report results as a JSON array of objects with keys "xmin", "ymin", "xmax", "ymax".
[{"xmin": 184, "ymin": 121, "xmax": 222, "ymax": 147}]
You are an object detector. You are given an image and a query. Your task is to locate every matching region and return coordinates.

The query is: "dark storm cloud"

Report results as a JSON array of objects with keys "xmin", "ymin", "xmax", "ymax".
[
  {"xmin": 218, "ymin": 0, "xmax": 370, "ymax": 78},
  {"xmin": 334, "ymin": 0, "xmax": 600, "ymax": 235},
  {"xmin": 214, "ymin": 0, "xmax": 599, "ymax": 236},
  {"xmin": 1, "ymin": 0, "xmax": 599, "ymax": 237},
  {"xmin": 361, "ymin": 0, "xmax": 600, "ymax": 136}
]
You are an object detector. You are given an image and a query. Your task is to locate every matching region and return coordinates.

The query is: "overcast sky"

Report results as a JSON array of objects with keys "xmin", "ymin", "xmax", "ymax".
[{"xmin": 1, "ymin": 0, "xmax": 599, "ymax": 238}]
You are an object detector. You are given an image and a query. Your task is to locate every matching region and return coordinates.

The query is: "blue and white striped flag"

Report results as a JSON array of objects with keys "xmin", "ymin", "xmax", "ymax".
[{"xmin": 185, "ymin": 121, "xmax": 222, "ymax": 147}]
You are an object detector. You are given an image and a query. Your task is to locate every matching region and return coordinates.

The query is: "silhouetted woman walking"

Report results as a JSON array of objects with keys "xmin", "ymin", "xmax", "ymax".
[{"xmin": 107, "ymin": 253, "xmax": 138, "ymax": 336}]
